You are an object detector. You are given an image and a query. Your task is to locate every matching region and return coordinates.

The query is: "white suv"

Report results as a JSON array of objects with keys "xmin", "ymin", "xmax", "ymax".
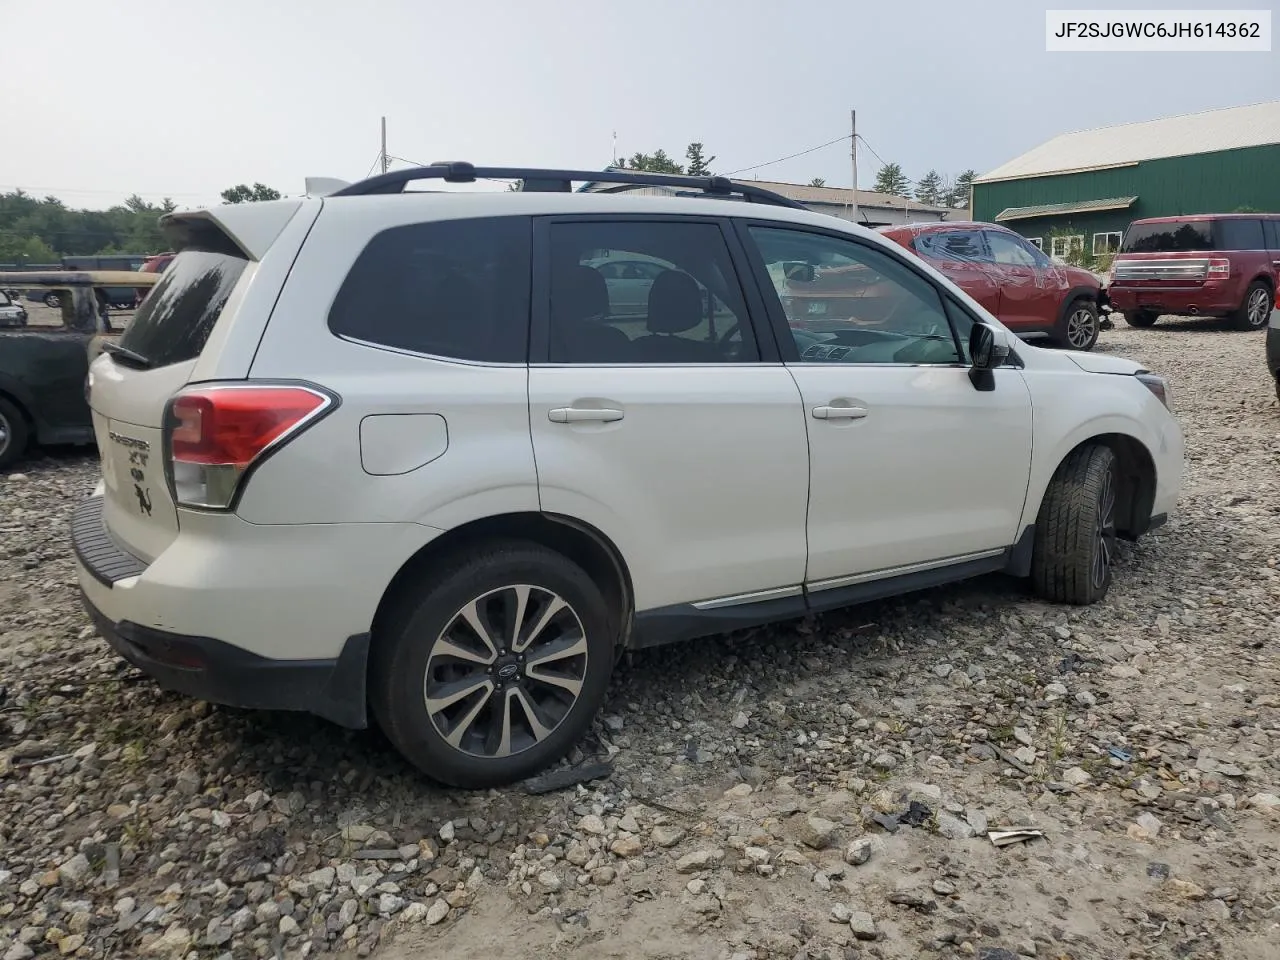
[{"xmin": 72, "ymin": 164, "xmax": 1183, "ymax": 788}]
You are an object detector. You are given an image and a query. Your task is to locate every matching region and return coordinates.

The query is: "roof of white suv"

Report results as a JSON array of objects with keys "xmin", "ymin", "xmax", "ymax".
[{"xmin": 164, "ymin": 163, "xmax": 883, "ymax": 264}]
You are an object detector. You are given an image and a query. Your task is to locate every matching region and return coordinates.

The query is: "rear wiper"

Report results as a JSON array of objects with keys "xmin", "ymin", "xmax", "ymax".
[{"xmin": 101, "ymin": 342, "xmax": 153, "ymax": 370}]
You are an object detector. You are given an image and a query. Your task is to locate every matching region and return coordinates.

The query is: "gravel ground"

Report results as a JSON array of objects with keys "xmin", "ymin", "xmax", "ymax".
[{"xmin": 1, "ymin": 317, "xmax": 1277, "ymax": 960}]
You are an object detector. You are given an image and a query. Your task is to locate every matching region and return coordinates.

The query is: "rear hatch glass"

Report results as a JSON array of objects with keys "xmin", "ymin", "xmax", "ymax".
[
  {"xmin": 1121, "ymin": 220, "xmax": 1214, "ymax": 253},
  {"xmin": 90, "ymin": 223, "xmax": 251, "ymax": 562},
  {"xmin": 117, "ymin": 232, "xmax": 248, "ymax": 367}
]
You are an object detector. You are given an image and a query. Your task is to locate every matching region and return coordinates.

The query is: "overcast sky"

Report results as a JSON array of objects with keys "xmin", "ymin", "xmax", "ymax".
[{"xmin": 1, "ymin": 0, "xmax": 1274, "ymax": 210}]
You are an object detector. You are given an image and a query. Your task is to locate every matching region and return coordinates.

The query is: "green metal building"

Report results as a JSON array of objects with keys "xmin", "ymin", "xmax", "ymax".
[{"xmin": 972, "ymin": 100, "xmax": 1280, "ymax": 262}]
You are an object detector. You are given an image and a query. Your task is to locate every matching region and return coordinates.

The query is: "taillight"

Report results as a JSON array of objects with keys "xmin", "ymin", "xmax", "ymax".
[
  {"xmin": 1207, "ymin": 257, "xmax": 1230, "ymax": 277},
  {"xmin": 164, "ymin": 384, "xmax": 335, "ymax": 509}
]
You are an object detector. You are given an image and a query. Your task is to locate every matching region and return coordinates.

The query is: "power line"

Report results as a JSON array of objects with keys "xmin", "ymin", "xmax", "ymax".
[
  {"xmin": 856, "ymin": 133, "xmax": 887, "ymax": 169},
  {"xmin": 0, "ymin": 184, "xmax": 213, "ymax": 198},
  {"xmin": 724, "ymin": 134, "xmax": 852, "ymax": 177}
]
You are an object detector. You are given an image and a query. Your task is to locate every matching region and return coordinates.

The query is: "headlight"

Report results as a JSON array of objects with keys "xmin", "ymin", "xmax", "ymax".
[{"xmin": 1136, "ymin": 372, "xmax": 1170, "ymax": 409}]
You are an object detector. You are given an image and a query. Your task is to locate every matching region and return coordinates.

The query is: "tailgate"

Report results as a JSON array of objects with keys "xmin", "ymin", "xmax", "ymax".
[
  {"xmin": 87, "ymin": 231, "xmax": 253, "ymax": 563},
  {"xmin": 89, "ymin": 357, "xmax": 197, "ymax": 562}
]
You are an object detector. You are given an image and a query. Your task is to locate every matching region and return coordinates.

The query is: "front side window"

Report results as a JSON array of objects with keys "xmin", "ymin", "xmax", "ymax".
[
  {"xmin": 547, "ymin": 221, "xmax": 757, "ymax": 364},
  {"xmin": 329, "ymin": 216, "xmax": 532, "ymax": 363},
  {"xmin": 987, "ymin": 232, "xmax": 1040, "ymax": 267},
  {"xmin": 748, "ymin": 226, "xmax": 963, "ymax": 366}
]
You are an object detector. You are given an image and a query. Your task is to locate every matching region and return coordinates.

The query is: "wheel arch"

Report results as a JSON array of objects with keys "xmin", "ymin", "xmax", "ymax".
[
  {"xmin": 1056, "ymin": 285, "xmax": 1100, "ymax": 327},
  {"xmin": 1036, "ymin": 432, "xmax": 1157, "ymax": 540},
  {"xmin": 0, "ymin": 382, "xmax": 37, "ymax": 435},
  {"xmin": 369, "ymin": 511, "xmax": 635, "ymax": 656}
]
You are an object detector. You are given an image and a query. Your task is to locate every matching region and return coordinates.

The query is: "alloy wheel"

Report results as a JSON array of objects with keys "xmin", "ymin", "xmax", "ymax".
[
  {"xmin": 1067, "ymin": 307, "xmax": 1097, "ymax": 349},
  {"xmin": 1093, "ymin": 465, "xmax": 1118, "ymax": 590},
  {"xmin": 423, "ymin": 584, "xmax": 588, "ymax": 759},
  {"xmin": 1247, "ymin": 288, "xmax": 1269, "ymax": 328},
  {"xmin": 0, "ymin": 412, "xmax": 9, "ymax": 458}
]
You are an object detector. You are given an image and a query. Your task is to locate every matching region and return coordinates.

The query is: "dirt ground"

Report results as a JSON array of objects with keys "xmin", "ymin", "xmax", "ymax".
[{"xmin": 0, "ymin": 313, "xmax": 1277, "ymax": 960}]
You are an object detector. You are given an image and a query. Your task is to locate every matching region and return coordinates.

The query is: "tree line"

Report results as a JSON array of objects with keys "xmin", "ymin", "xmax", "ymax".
[
  {"xmin": 0, "ymin": 183, "xmax": 283, "ymax": 263},
  {"xmin": 871, "ymin": 163, "xmax": 975, "ymax": 209},
  {"xmin": 618, "ymin": 143, "xmax": 974, "ymax": 208}
]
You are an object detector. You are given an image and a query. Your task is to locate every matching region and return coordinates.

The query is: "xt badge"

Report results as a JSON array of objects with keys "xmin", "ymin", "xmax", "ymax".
[{"xmin": 110, "ymin": 432, "xmax": 153, "ymax": 516}]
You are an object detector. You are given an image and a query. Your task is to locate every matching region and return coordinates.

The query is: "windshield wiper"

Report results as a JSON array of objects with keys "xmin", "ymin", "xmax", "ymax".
[{"xmin": 101, "ymin": 341, "xmax": 153, "ymax": 370}]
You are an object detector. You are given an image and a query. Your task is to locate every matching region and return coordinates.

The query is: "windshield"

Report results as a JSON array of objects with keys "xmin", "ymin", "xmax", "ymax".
[
  {"xmin": 0, "ymin": 291, "xmax": 11, "ymax": 306},
  {"xmin": 1121, "ymin": 220, "xmax": 1214, "ymax": 253}
]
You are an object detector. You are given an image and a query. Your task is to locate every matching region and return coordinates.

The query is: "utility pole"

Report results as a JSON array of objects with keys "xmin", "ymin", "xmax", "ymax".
[
  {"xmin": 380, "ymin": 116, "xmax": 389, "ymax": 174},
  {"xmin": 850, "ymin": 110, "xmax": 859, "ymax": 224}
]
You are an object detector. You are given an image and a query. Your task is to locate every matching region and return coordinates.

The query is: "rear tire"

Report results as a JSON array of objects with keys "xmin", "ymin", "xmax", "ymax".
[
  {"xmin": 0, "ymin": 395, "xmax": 30, "ymax": 470},
  {"xmin": 1123, "ymin": 309, "xmax": 1158, "ymax": 328},
  {"xmin": 1058, "ymin": 299, "xmax": 1100, "ymax": 351},
  {"xmin": 1031, "ymin": 445, "xmax": 1118, "ymax": 606},
  {"xmin": 42, "ymin": 292, "xmax": 60, "ymax": 309},
  {"xmin": 1228, "ymin": 280, "xmax": 1271, "ymax": 331},
  {"xmin": 369, "ymin": 541, "xmax": 617, "ymax": 788}
]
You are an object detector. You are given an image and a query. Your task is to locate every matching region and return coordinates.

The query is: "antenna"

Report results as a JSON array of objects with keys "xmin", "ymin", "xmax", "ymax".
[{"xmin": 380, "ymin": 117, "xmax": 389, "ymax": 175}]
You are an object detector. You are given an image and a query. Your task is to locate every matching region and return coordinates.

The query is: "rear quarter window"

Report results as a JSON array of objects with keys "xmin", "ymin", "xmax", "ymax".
[
  {"xmin": 117, "ymin": 240, "xmax": 248, "ymax": 368},
  {"xmin": 328, "ymin": 216, "xmax": 532, "ymax": 363},
  {"xmin": 1215, "ymin": 218, "xmax": 1265, "ymax": 251}
]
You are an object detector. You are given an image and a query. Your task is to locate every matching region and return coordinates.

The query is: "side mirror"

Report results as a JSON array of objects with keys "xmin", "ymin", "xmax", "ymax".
[
  {"xmin": 969, "ymin": 322, "xmax": 1011, "ymax": 370},
  {"xmin": 968, "ymin": 322, "xmax": 1012, "ymax": 391},
  {"xmin": 783, "ymin": 261, "xmax": 816, "ymax": 282}
]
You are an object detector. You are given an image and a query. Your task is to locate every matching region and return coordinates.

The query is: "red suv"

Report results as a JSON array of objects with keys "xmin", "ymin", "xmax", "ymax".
[
  {"xmin": 134, "ymin": 252, "xmax": 175, "ymax": 305},
  {"xmin": 1108, "ymin": 215, "xmax": 1279, "ymax": 331},
  {"xmin": 878, "ymin": 222, "xmax": 1104, "ymax": 351}
]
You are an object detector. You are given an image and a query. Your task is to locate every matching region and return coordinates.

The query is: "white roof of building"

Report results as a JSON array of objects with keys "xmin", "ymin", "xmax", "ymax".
[{"xmin": 975, "ymin": 100, "xmax": 1280, "ymax": 184}]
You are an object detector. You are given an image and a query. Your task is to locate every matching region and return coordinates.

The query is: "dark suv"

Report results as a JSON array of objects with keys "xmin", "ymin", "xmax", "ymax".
[
  {"xmin": 878, "ymin": 222, "xmax": 1105, "ymax": 351},
  {"xmin": 1109, "ymin": 214, "xmax": 1280, "ymax": 330}
]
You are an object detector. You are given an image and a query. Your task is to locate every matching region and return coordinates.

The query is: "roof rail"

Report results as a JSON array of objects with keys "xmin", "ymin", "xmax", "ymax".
[{"xmin": 327, "ymin": 162, "xmax": 809, "ymax": 210}]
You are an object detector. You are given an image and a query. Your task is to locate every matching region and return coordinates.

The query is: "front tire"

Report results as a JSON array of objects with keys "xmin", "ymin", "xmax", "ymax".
[
  {"xmin": 1228, "ymin": 280, "xmax": 1271, "ymax": 331},
  {"xmin": 1031, "ymin": 445, "xmax": 1118, "ymax": 605},
  {"xmin": 42, "ymin": 292, "xmax": 60, "ymax": 309},
  {"xmin": 1123, "ymin": 309, "xmax": 1158, "ymax": 328},
  {"xmin": 369, "ymin": 541, "xmax": 617, "ymax": 788},
  {"xmin": 0, "ymin": 395, "xmax": 30, "ymax": 469},
  {"xmin": 1059, "ymin": 299, "xmax": 1100, "ymax": 351}
]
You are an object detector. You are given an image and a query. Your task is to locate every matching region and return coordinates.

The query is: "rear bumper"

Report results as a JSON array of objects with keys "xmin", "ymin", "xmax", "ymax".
[
  {"xmin": 81, "ymin": 591, "xmax": 370, "ymax": 728},
  {"xmin": 69, "ymin": 495, "xmax": 442, "ymax": 728},
  {"xmin": 1108, "ymin": 282, "xmax": 1239, "ymax": 317}
]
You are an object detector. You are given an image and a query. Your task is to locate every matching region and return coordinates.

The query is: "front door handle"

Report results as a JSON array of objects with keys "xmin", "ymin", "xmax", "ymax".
[
  {"xmin": 812, "ymin": 404, "xmax": 868, "ymax": 420},
  {"xmin": 548, "ymin": 407, "xmax": 624, "ymax": 423}
]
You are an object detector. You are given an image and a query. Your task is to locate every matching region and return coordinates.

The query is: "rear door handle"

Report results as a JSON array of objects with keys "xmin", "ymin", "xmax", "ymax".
[
  {"xmin": 548, "ymin": 407, "xmax": 625, "ymax": 423},
  {"xmin": 811, "ymin": 405, "xmax": 868, "ymax": 420}
]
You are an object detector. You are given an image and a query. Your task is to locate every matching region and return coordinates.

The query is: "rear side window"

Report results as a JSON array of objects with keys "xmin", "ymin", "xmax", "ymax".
[
  {"xmin": 1215, "ymin": 218, "xmax": 1265, "ymax": 251},
  {"xmin": 118, "ymin": 239, "xmax": 248, "ymax": 368},
  {"xmin": 1121, "ymin": 220, "xmax": 1214, "ymax": 252},
  {"xmin": 329, "ymin": 216, "xmax": 531, "ymax": 363},
  {"xmin": 1265, "ymin": 219, "xmax": 1280, "ymax": 250}
]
